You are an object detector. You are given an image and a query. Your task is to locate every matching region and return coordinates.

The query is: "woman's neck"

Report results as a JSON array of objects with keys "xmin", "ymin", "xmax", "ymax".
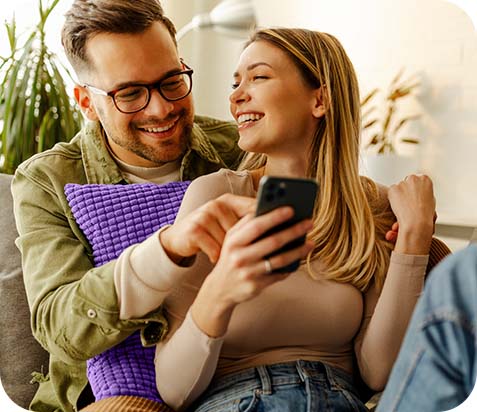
[
  {"xmin": 265, "ymin": 157, "xmax": 307, "ymax": 178},
  {"xmin": 249, "ymin": 157, "xmax": 308, "ymax": 192}
]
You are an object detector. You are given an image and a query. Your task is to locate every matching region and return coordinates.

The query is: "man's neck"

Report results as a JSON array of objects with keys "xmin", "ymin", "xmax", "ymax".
[{"xmin": 107, "ymin": 144, "xmax": 181, "ymax": 184}]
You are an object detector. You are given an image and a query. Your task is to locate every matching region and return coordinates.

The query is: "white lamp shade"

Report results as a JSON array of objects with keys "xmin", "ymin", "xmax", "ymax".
[
  {"xmin": 210, "ymin": 0, "xmax": 256, "ymax": 29},
  {"xmin": 176, "ymin": 0, "xmax": 256, "ymax": 41}
]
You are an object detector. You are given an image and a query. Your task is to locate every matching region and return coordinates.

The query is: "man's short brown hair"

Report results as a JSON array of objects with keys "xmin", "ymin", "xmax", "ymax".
[{"xmin": 62, "ymin": 0, "xmax": 177, "ymax": 77}]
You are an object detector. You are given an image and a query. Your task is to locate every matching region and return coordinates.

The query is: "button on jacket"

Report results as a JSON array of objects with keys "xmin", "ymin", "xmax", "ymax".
[{"xmin": 11, "ymin": 116, "xmax": 242, "ymax": 412}]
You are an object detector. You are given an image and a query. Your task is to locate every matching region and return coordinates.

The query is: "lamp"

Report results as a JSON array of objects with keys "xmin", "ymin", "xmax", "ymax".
[{"xmin": 176, "ymin": 0, "xmax": 257, "ymax": 41}]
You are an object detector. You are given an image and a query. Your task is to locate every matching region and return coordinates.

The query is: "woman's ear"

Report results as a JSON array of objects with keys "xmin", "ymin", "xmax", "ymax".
[
  {"xmin": 74, "ymin": 84, "xmax": 99, "ymax": 121},
  {"xmin": 311, "ymin": 86, "xmax": 329, "ymax": 119}
]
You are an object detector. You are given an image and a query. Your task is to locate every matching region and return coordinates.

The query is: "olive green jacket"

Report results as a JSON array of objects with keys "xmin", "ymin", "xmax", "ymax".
[{"xmin": 12, "ymin": 116, "xmax": 242, "ymax": 412}]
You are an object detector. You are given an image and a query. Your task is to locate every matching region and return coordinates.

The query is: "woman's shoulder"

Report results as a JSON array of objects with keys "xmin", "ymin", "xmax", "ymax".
[
  {"xmin": 179, "ymin": 169, "xmax": 254, "ymax": 214},
  {"xmin": 190, "ymin": 168, "xmax": 254, "ymax": 196}
]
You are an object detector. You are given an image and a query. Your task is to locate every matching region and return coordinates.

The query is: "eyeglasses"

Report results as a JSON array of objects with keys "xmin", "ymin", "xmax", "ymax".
[{"xmin": 84, "ymin": 63, "xmax": 193, "ymax": 114}]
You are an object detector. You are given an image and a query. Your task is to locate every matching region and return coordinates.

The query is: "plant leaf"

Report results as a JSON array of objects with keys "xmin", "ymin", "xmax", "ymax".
[
  {"xmin": 0, "ymin": 0, "xmax": 82, "ymax": 173},
  {"xmin": 400, "ymin": 138, "xmax": 419, "ymax": 144},
  {"xmin": 388, "ymin": 85, "xmax": 419, "ymax": 101},
  {"xmin": 363, "ymin": 119, "xmax": 378, "ymax": 129},
  {"xmin": 364, "ymin": 133, "xmax": 380, "ymax": 149},
  {"xmin": 361, "ymin": 105, "xmax": 377, "ymax": 119},
  {"xmin": 360, "ymin": 88, "xmax": 379, "ymax": 107},
  {"xmin": 5, "ymin": 16, "xmax": 17, "ymax": 53},
  {"xmin": 390, "ymin": 68, "xmax": 405, "ymax": 87},
  {"xmin": 392, "ymin": 114, "xmax": 420, "ymax": 134},
  {"xmin": 382, "ymin": 104, "xmax": 394, "ymax": 135}
]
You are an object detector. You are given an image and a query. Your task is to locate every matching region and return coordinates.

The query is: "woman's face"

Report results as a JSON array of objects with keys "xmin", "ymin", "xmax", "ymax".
[{"xmin": 229, "ymin": 40, "xmax": 323, "ymax": 157}]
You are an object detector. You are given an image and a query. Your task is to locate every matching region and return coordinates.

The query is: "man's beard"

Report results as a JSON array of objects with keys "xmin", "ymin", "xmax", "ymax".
[
  {"xmin": 127, "ymin": 121, "xmax": 192, "ymax": 165},
  {"xmin": 100, "ymin": 106, "xmax": 194, "ymax": 166}
]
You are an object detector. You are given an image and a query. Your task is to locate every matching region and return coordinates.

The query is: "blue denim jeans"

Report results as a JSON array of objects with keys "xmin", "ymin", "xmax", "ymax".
[
  {"xmin": 377, "ymin": 245, "xmax": 477, "ymax": 412},
  {"xmin": 191, "ymin": 360, "xmax": 368, "ymax": 412}
]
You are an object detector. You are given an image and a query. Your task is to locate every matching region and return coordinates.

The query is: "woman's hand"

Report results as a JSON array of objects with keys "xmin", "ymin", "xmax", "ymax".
[
  {"xmin": 191, "ymin": 206, "xmax": 314, "ymax": 337},
  {"xmin": 160, "ymin": 193, "xmax": 256, "ymax": 264},
  {"xmin": 388, "ymin": 174, "xmax": 436, "ymax": 255}
]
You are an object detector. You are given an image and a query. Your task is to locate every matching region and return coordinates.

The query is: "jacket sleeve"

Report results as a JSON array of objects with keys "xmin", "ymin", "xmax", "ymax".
[{"xmin": 11, "ymin": 169, "xmax": 168, "ymax": 364}]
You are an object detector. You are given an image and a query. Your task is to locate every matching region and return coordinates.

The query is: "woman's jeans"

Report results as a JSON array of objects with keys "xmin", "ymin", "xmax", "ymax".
[
  {"xmin": 192, "ymin": 360, "xmax": 368, "ymax": 412},
  {"xmin": 377, "ymin": 245, "xmax": 477, "ymax": 412}
]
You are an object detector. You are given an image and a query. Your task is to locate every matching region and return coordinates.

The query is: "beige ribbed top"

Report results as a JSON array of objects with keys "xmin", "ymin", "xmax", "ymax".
[{"xmin": 114, "ymin": 169, "xmax": 429, "ymax": 411}]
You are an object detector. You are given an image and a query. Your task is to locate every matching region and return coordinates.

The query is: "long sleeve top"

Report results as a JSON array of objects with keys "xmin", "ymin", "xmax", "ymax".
[{"xmin": 116, "ymin": 168, "xmax": 433, "ymax": 411}]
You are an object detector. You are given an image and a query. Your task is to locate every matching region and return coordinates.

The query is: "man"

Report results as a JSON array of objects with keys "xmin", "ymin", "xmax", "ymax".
[{"xmin": 11, "ymin": 1, "xmax": 243, "ymax": 411}]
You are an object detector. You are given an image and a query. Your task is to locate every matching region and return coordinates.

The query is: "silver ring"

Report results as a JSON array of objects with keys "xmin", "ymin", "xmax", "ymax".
[{"xmin": 264, "ymin": 258, "xmax": 272, "ymax": 274}]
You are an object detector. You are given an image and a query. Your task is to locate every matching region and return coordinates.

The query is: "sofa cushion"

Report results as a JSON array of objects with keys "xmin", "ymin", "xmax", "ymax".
[
  {"xmin": 64, "ymin": 182, "xmax": 189, "ymax": 268},
  {"xmin": 64, "ymin": 181, "xmax": 190, "ymax": 402},
  {"xmin": 0, "ymin": 173, "xmax": 50, "ymax": 408}
]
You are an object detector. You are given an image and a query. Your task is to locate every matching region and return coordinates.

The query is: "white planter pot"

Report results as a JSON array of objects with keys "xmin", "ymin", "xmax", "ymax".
[{"xmin": 359, "ymin": 153, "xmax": 420, "ymax": 186}]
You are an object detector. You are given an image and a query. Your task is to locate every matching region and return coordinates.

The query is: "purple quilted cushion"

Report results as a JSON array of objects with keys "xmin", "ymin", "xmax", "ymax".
[{"xmin": 64, "ymin": 181, "xmax": 190, "ymax": 402}]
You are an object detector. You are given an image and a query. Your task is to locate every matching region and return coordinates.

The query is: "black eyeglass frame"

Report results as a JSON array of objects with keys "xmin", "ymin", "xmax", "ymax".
[{"xmin": 83, "ymin": 62, "xmax": 194, "ymax": 114}]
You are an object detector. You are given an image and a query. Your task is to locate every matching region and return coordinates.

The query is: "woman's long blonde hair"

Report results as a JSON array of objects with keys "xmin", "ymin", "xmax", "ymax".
[{"xmin": 239, "ymin": 28, "xmax": 394, "ymax": 292}]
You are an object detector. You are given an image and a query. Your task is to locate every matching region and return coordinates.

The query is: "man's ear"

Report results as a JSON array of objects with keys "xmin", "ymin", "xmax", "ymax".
[
  {"xmin": 311, "ymin": 86, "xmax": 329, "ymax": 119},
  {"xmin": 74, "ymin": 84, "xmax": 99, "ymax": 121}
]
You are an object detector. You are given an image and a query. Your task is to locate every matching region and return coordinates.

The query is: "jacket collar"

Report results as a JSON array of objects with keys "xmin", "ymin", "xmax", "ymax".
[
  {"xmin": 80, "ymin": 121, "xmax": 124, "ymax": 185},
  {"xmin": 188, "ymin": 120, "xmax": 223, "ymax": 166}
]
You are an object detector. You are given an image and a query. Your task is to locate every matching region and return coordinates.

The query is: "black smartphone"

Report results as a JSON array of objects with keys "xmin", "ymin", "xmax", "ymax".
[{"xmin": 255, "ymin": 176, "xmax": 318, "ymax": 273}]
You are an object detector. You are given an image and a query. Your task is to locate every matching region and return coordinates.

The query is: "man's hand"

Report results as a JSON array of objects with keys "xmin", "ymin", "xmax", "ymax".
[
  {"xmin": 385, "ymin": 221, "xmax": 399, "ymax": 243},
  {"xmin": 388, "ymin": 174, "xmax": 436, "ymax": 255},
  {"xmin": 160, "ymin": 193, "xmax": 256, "ymax": 264},
  {"xmin": 385, "ymin": 213, "xmax": 437, "ymax": 243}
]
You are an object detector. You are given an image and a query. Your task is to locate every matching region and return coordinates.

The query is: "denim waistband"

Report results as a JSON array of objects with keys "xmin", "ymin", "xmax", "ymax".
[{"xmin": 204, "ymin": 360, "xmax": 355, "ymax": 398}]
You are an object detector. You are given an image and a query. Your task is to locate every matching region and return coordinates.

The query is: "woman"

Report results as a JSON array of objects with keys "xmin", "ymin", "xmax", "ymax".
[{"xmin": 127, "ymin": 28, "xmax": 437, "ymax": 411}]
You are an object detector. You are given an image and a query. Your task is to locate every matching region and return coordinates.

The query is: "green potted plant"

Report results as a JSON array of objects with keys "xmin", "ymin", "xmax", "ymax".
[
  {"xmin": 360, "ymin": 69, "xmax": 421, "ymax": 185},
  {"xmin": 0, "ymin": 0, "xmax": 82, "ymax": 174}
]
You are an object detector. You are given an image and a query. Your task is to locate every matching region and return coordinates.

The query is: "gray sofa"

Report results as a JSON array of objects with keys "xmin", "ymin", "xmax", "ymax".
[
  {"xmin": 0, "ymin": 173, "xmax": 50, "ymax": 409},
  {"xmin": 0, "ymin": 170, "xmax": 470, "ymax": 411}
]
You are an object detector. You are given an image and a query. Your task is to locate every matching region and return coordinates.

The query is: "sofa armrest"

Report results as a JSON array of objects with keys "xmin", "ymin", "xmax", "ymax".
[{"xmin": 0, "ymin": 173, "xmax": 50, "ymax": 409}]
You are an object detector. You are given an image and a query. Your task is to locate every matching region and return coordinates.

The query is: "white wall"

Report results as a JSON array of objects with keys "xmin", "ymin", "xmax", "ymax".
[
  {"xmin": 2, "ymin": 0, "xmax": 476, "ymax": 225},
  {"xmin": 162, "ymin": 0, "xmax": 246, "ymax": 121},
  {"xmin": 251, "ymin": 0, "xmax": 477, "ymax": 226},
  {"xmin": 168, "ymin": 0, "xmax": 476, "ymax": 226}
]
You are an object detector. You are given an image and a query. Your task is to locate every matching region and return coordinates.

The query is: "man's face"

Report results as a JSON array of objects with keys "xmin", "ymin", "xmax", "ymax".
[{"xmin": 76, "ymin": 22, "xmax": 194, "ymax": 167}]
